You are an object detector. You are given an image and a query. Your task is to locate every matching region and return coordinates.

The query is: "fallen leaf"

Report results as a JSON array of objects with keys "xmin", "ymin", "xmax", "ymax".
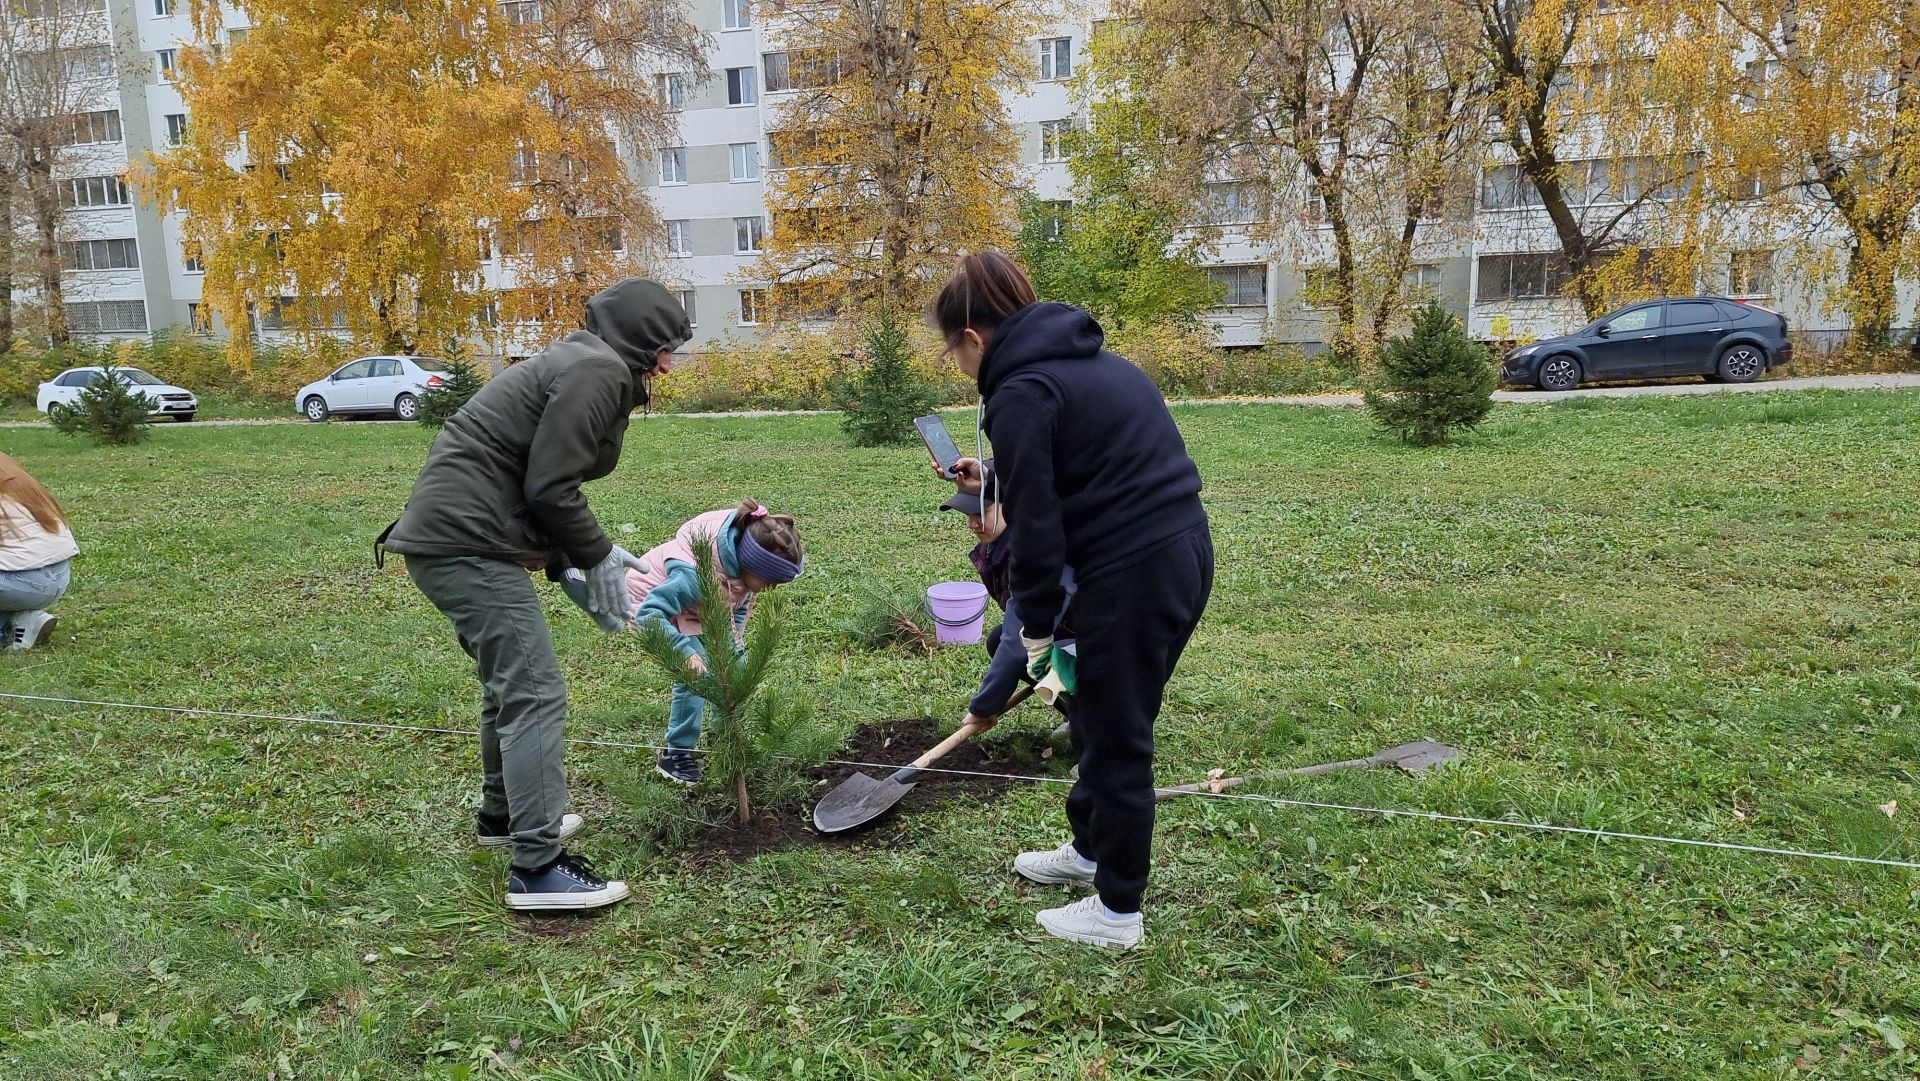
[
  {"xmin": 509, "ymin": 1036, "xmax": 523, "ymax": 1052},
  {"xmin": 1880, "ymin": 800, "xmax": 1897, "ymax": 819}
]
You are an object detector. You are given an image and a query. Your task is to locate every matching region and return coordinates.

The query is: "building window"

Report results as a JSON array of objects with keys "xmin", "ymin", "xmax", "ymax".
[
  {"xmin": 153, "ymin": 0, "xmax": 171, "ymax": 14},
  {"xmin": 1040, "ymin": 119, "xmax": 1072, "ymax": 162},
  {"xmin": 509, "ymin": 145, "xmax": 539, "ymax": 184},
  {"xmin": 659, "ymin": 146, "xmax": 687, "ymax": 185},
  {"xmin": 679, "ymin": 289, "xmax": 697, "ymax": 326},
  {"xmin": 658, "ymin": 72, "xmax": 685, "ymax": 109},
  {"xmin": 1208, "ymin": 264, "xmax": 1267, "ymax": 307},
  {"xmin": 1729, "ymin": 250, "xmax": 1774, "ymax": 297},
  {"xmin": 68, "ymin": 300, "xmax": 148, "ymax": 334},
  {"xmin": 1475, "ymin": 253, "xmax": 1572, "ymax": 302},
  {"xmin": 184, "ymin": 252, "xmax": 204, "ymax": 273},
  {"xmin": 1201, "ymin": 181, "xmax": 1261, "ymax": 225},
  {"xmin": 61, "ymin": 237, "xmax": 140, "ymax": 272},
  {"xmin": 164, "ymin": 113, "xmax": 188, "ymax": 146},
  {"xmin": 187, "ymin": 302, "xmax": 211, "ymax": 333},
  {"xmin": 738, "ymin": 288, "xmax": 765, "ymax": 325},
  {"xmin": 763, "ymin": 51, "xmax": 790, "ymax": 93},
  {"xmin": 58, "ymin": 174, "xmax": 131, "ymax": 208},
  {"xmin": 1478, "ymin": 163, "xmax": 1536, "ymax": 210},
  {"xmin": 1404, "ymin": 263, "xmax": 1444, "ymax": 293},
  {"xmin": 500, "ymin": 0, "xmax": 543, "ymax": 24},
  {"xmin": 722, "ymin": 0, "xmax": 749, "ymax": 29},
  {"xmin": 1038, "ymin": 37, "xmax": 1072, "ymax": 81},
  {"xmin": 227, "ymin": 27, "xmax": 247, "ymax": 45},
  {"xmin": 730, "ymin": 142, "xmax": 760, "ymax": 181},
  {"xmin": 727, "ymin": 66, "xmax": 757, "ymax": 105},
  {"xmin": 735, "ymin": 215, "xmax": 765, "ymax": 253},
  {"xmin": 1037, "ymin": 199, "xmax": 1070, "ymax": 240},
  {"xmin": 64, "ymin": 110, "xmax": 121, "ymax": 145},
  {"xmin": 666, "ymin": 219, "xmax": 692, "ymax": 256},
  {"xmin": 156, "ymin": 48, "xmax": 176, "ymax": 75}
]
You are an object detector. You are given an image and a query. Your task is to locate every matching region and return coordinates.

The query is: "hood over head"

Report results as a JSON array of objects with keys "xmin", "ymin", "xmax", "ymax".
[
  {"xmin": 583, "ymin": 277, "xmax": 692, "ymax": 404},
  {"xmin": 978, "ymin": 302, "xmax": 1104, "ymax": 396}
]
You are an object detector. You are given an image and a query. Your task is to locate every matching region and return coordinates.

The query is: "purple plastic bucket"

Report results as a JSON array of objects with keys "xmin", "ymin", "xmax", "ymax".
[{"xmin": 926, "ymin": 581, "xmax": 989, "ymax": 645}]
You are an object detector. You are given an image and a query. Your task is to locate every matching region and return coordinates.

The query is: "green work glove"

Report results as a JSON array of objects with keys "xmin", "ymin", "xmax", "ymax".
[
  {"xmin": 1021, "ymin": 631, "xmax": 1054, "ymax": 680},
  {"xmin": 1049, "ymin": 644, "xmax": 1077, "ymax": 695}
]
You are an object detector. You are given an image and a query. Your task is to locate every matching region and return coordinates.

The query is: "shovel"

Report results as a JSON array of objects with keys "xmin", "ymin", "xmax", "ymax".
[
  {"xmin": 1155, "ymin": 740, "xmax": 1463, "ymax": 801},
  {"xmin": 813, "ymin": 687, "xmax": 1033, "ymax": 834}
]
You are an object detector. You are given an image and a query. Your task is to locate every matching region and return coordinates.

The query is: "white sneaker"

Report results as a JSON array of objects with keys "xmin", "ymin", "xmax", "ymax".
[
  {"xmin": 7, "ymin": 610, "xmax": 55, "ymax": 651},
  {"xmin": 478, "ymin": 812, "xmax": 584, "ymax": 848},
  {"xmin": 1013, "ymin": 841, "xmax": 1096, "ymax": 887},
  {"xmin": 1036, "ymin": 895, "xmax": 1143, "ymax": 950}
]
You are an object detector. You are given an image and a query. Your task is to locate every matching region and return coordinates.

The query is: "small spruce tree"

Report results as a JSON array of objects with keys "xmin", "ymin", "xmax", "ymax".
[
  {"xmin": 51, "ymin": 362, "xmax": 154, "ymax": 447},
  {"xmin": 416, "ymin": 358, "xmax": 484, "ymax": 427},
  {"xmin": 838, "ymin": 308, "xmax": 936, "ymax": 447},
  {"xmin": 631, "ymin": 534, "xmax": 823, "ymax": 824},
  {"xmin": 1364, "ymin": 303, "xmax": 1499, "ymax": 446}
]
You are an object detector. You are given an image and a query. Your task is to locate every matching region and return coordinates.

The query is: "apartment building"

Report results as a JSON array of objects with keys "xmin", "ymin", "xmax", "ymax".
[{"xmin": 19, "ymin": 0, "xmax": 1894, "ymax": 355}]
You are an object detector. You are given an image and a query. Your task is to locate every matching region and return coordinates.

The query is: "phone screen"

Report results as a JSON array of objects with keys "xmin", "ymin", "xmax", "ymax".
[{"xmin": 915, "ymin": 415, "xmax": 962, "ymax": 477}]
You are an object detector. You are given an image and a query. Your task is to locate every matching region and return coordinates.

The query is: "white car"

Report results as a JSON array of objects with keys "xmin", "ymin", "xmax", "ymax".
[
  {"xmin": 295, "ymin": 356, "xmax": 448, "ymax": 422},
  {"xmin": 37, "ymin": 366, "xmax": 199, "ymax": 422}
]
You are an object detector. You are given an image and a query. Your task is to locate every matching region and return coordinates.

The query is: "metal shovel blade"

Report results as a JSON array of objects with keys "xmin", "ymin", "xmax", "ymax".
[
  {"xmin": 811, "ymin": 771, "xmax": 919, "ymax": 833},
  {"xmin": 1371, "ymin": 741, "xmax": 1464, "ymax": 772}
]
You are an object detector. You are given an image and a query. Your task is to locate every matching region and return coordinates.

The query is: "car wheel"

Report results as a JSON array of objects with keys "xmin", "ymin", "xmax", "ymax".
[
  {"xmin": 1716, "ymin": 344, "xmax": 1765, "ymax": 384},
  {"xmin": 46, "ymin": 403, "xmax": 71, "ymax": 421},
  {"xmin": 303, "ymin": 395, "xmax": 331, "ymax": 422},
  {"xmin": 1538, "ymin": 354, "xmax": 1582, "ymax": 392},
  {"xmin": 394, "ymin": 393, "xmax": 419, "ymax": 421}
]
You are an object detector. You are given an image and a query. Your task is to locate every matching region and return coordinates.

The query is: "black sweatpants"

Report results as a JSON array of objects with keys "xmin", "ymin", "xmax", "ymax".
[{"xmin": 1064, "ymin": 525, "xmax": 1213, "ymax": 913}]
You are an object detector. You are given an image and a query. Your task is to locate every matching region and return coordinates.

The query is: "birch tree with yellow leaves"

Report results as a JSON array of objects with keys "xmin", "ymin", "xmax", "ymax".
[
  {"xmin": 147, "ymin": 0, "xmax": 703, "ymax": 360},
  {"xmin": 1638, "ymin": 0, "xmax": 1920, "ymax": 348},
  {"xmin": 752, "ymin": 0, "xmax": 1041, "ymax": 322}
]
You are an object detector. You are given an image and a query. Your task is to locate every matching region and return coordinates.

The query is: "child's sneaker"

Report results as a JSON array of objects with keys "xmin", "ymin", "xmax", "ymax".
[
  {"xmin": 1036, "ymin": 895, "xmax": 1143, "ymax": 950},
  {"xmin": 656, "ymin": 749, "xmax": 702, "ymax": 785},
  {"xmin": 476, "ymin": 811, "xmax": 584, "ymax": 848},
  {"xmin": 505, "ymin": 852, "xmax": 629, "ymax": 911},
  {"xmin": 1013, "ymin": 841, "xmax": 1096, "ymax": 887}
]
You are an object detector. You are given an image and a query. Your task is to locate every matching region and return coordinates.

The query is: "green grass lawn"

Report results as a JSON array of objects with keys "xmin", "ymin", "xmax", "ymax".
[{"xmin": 3, "ymin": 392, "xmax": 1918, "ymax": 1079}]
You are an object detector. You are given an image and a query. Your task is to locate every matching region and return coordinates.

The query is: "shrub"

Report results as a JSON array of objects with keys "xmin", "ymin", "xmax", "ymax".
[
  {"xmin": 837, "ymin": 310, "xmax": 938, "ymax": 447},
  {"xmin": 631, "ymin": 535, "xmax": 825, "ymax": 824},
  {"xmin": 50, "ymin": 362, "xmax": 154, "ymax": 446},
  {"xmin": 415, "ymin": 358, "xmax": 485, "ymax": 427},
  {"xmin": 1363, "ymin": 302, "xmax": 1499, "ymax": 446}
]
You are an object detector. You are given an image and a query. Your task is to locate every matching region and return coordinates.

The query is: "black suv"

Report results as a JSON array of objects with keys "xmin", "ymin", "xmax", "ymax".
[{"xmin": 1501, "ymin": 297, "xmax": 1792, "ymax": 391}]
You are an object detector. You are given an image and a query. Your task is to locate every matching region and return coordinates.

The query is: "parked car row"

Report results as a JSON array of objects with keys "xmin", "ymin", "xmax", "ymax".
[{"xmin": 1501, "ymin": 296, "xmax": 1792, "ymax": 391}]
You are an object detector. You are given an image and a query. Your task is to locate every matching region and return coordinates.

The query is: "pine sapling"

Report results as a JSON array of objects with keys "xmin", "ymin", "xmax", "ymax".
[
  {"xmin": 1364, "ymin": 302, "xmax": 1499, "ymax": 446},
  {"xmin": 631, "ymin": 534, "xmax": 818, "ymax": 825},
  {"xmin": 839, "ymin": 308, "xmax": 937, "ymax": 447},
  {"xmin": 51, "ymin": 362, "xmax": 154, "ymax": 447},
  {"xmin": 416, "ymin": 358, "xmax": 485, "ymax": 427}
]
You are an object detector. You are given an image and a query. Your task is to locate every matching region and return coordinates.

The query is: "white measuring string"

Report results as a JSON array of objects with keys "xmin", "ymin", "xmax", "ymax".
[{"xmin": 6, "ymin": 691, "xmax": 1917, "ymax": 871}]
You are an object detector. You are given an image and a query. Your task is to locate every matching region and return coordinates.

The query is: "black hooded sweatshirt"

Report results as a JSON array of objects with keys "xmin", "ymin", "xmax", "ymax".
[
  {"xmin": 382, "ymin": 278, "xmax": 690, "ymax": 571},
  {"xmin": 980, "ymin": 302, "xmax": 1205, "ymax": 637}
]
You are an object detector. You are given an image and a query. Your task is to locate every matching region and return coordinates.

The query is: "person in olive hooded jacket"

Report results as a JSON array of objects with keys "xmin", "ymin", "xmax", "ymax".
[{"xmin": 380, "ymin": 277, "xmax": 689, "ymax": 912}]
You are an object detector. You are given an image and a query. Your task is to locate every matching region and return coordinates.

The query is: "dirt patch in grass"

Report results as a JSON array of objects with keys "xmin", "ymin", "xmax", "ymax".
[{"xmin": 687, "ymin": 716, "xmax": 1065, "ymax": 863}]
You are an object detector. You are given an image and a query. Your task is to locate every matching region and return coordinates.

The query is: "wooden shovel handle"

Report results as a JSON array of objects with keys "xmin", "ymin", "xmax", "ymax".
[{"xmin": 892, "ymin": 686, "xmax": 1033, "ymax": 781}]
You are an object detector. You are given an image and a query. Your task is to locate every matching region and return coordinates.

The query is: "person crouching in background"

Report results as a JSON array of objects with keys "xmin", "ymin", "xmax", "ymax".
[{"xmin": 0, "ymin": 453, "xmax": 79, "ymax": 651}]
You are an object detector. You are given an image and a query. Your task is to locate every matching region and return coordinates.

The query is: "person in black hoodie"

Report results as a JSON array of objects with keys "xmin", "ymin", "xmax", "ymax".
[
  {"xmin": 380, "ymin": 277, "xmax": 690, "ymax": 913},
  {"xmin": 933, "ymin": 252, "xmax": 1212, "ymax": 950}
]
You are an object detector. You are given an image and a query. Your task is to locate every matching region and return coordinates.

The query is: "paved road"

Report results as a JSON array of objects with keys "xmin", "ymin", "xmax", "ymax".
[{"xmin": 4, "ymin": 372, "xmax": 1916, "ymax": 428}]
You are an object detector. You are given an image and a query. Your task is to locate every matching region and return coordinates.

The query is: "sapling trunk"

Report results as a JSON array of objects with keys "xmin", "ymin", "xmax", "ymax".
[{"xmin": 735, "ymin": 770, "xmax": 750, "ymax": 825}]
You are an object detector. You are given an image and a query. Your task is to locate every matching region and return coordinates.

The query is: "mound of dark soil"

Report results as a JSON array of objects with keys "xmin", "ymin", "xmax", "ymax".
[{"xmin": 687, "ymin": 716, "xmax": 1065, "ymax": 862}]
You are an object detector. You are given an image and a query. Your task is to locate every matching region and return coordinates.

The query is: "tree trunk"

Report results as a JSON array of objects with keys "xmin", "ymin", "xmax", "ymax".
[
  {"xmin": 25, "ymin": 163, "xmax": 66, "ymax": 343},
  {"xmin": 0, "ymin": 182, "xmax": 14, "ymax": 352},
  {"xmin": 734, "ymin": 770, "xmax": 750, "ymax": 826},
  {"xmin": 1845, "ymin": 230, "xmax": 1899, "ymax": 351}
]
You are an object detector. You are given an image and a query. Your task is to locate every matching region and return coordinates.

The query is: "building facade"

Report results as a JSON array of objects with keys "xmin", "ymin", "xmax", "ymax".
[{"xmin": 20, "ymin": 0, "xmax": 1902, "ymax": 356}]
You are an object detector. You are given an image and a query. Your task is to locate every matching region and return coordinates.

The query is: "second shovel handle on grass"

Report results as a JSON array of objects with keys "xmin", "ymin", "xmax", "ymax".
[{"xmin": 887, "ymin": 686, "xmax": 1034, "ymax": 785}]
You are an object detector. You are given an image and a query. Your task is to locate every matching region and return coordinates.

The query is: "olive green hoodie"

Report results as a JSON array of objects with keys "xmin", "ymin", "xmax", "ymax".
[{"xmin": 381, "ymin": 278, "xmax": 691, "ymax": 570}]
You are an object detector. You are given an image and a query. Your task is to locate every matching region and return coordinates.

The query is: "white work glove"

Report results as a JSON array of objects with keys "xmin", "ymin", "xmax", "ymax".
[
  {"xmin": 1020, "ymin": 631, "xmax": 1055, "ymax": 681},
  {"xmin": 585, "ymin": 546, "xmax": 649, "ymax": 631},
  {"xmin": 560, "ymin": 569, "xmax": 624, "ymax": 632}
]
